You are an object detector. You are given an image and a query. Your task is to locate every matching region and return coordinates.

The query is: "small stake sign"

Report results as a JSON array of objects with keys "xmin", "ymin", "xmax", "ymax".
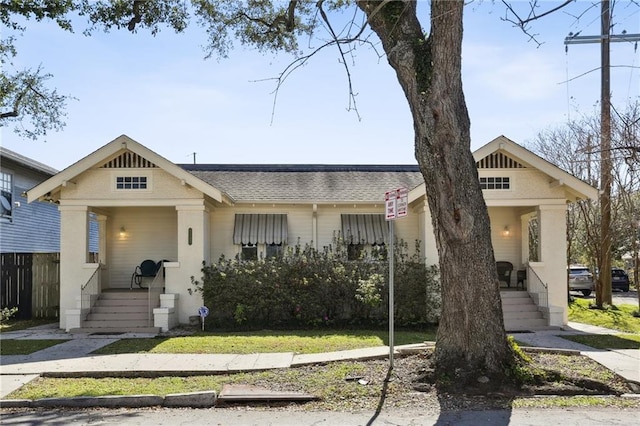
[{"xmin": 198, "ymin": 306, "xmax": 209, "ymax": 331}]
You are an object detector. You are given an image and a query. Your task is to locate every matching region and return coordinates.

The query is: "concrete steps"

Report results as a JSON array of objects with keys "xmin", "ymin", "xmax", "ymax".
[
  {"xmin": 501, "ymin": 291, "xmax": 549, "ymax": 332},
  {"xmin": 69, "ymin": 290, "xmax": 160, "ymax": 335}
]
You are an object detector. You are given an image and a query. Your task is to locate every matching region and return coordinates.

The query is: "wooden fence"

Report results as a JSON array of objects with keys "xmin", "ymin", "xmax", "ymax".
[{"xmin": 1, "ymin": 252, "xmax": 60, "ymax": 319}]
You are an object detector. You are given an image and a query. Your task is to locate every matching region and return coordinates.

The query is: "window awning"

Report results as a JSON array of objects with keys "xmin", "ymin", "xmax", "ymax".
[
  {"xmin": 341, "ymin": 214, "xmax": 388, "ymax": 245},
  {"xmin": 233, "ymin": 214, "xmax": 288, "ymax": 245}
]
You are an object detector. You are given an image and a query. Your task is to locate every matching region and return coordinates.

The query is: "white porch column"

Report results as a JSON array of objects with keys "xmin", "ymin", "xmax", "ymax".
[
  {"xmin": 538, "ymin": 204, "xmax": 568, "ymax": 326},
  {"xmin": 96, "ymin": 214, "xmax": 109, "ymax": 287},
  {"xmin": 170, "ymin": 204, "xmax": 210, "ymax": 324},
  {"xmin": 520, "ymin": 212, "xmax": 535, "ymax": 266},
  {"xmin": 58, "ymin": 205, "xmax": 90, "ymax": 330}
]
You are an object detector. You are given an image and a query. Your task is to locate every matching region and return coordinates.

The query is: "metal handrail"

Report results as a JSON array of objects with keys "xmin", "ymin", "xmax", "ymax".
[
  {"xmin": 80, "ymin": 264, "xmax": 102, "ymax": 322},
  {"xmin": 526, "ymin": 265, "xmax": 549, "ymax": 310},
  {"xmin": 147, "ymin": 262, "xmax": 165, "ymax": 326}
]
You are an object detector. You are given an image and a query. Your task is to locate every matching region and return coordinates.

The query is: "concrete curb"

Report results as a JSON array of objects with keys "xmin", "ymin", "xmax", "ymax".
[
  {"xmin": 1, "ymin": 391, "xmax": 219, "ymax": 409},
  {"xmin": 31, "ymin": 395, "xmax": 165, "ymax": 408},
  {"xmin": 163, "ymin": 391, "xmax": 217, "ymax": 408}
]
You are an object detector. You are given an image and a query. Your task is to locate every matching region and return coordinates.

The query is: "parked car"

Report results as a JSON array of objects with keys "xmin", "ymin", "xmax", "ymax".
[
  {"xmin": 611, "ymin": 268, "xmax": 630, "ymax": 292},
  {"xmin": 568, "ymin": 265, "xmax": 594, "ymax": 297}
]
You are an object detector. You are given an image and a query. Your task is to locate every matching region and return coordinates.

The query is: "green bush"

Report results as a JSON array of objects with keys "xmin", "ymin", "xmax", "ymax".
[
  {"xmin": 0, "ymin": 307, "xmax": 18, "ymax": 322},
  {"xmin": 192, "ymin": 239, "xmax": 440, "ymax": 329}
]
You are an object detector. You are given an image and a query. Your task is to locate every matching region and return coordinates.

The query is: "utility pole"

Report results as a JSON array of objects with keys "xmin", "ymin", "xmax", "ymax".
[{"xmin": 565, "ymin": 0, "xmax": 640, "ymax": 307}]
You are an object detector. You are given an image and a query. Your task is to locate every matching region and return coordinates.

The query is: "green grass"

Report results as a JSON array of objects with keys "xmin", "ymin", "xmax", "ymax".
[
  {"xmin": 560, "ymin": 333, "xmax": 640, "ymax": 349},
  {"xmin": 512, "ymin": 395, "xmax": 640, "ymax": 409},
  {"xmin": 0, "ymin": 319, "xmax": 57, "ymax": 333},
  {"xmin": 0, "ymin": 339, "xmax": 67, "ymax": 355},
  {"xmin": 92, "ymin": 329, "xmax": 434, "ymax": 355},
  {"xmin": 7, "ymin": 361, "xmax": 385, "ymax": 402},
  {"xmin": 568, "ymin": 299, "xmax": 640, "ymax": 333}
]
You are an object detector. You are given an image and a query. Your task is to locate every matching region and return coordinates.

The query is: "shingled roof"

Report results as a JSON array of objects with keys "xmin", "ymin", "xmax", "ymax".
[{"xmin": 178, "ymin": 164, "xmax": 425, "ymax": 203}]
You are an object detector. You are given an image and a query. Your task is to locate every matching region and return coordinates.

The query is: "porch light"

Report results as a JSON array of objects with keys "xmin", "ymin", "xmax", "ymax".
[
  {"xmin": 119, "ymin": 226, "xmax": 126, "ymax": 237},
  {"xmin": 502, "ymin": 226, "xmax": 511, "ymax": 237}
]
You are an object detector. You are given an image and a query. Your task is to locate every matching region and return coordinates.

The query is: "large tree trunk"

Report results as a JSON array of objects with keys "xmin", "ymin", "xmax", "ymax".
[{"xmin": 358, "ymin": 0, "xmax": 514, "ymax": 382}]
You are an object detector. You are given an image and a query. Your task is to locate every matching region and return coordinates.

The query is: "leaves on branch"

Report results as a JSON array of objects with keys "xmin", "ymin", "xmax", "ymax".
[{"xmin": 0, "ymin": 66, "xmax": 71, "ymax": 140}]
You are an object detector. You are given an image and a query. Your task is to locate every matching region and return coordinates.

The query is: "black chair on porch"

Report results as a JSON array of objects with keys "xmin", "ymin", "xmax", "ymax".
[
  {"xmin": 131, "ymin": 259, "xmax": 160, "ymax": 290},
  {"xmin": 496, "ymin": 261, "xmax": 513, "ymax": 288}
]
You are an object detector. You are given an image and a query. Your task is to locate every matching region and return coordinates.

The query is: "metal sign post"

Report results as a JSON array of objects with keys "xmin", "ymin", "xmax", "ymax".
[
  {"xmin": 384, "ymin": 188, "xmax": 408, "ymax": 369},
  {"xmin": 198, "ymin": 306, "xmax": 209, "ymax": 331},
  {"xmin": 388, "ymin": 219, "xmax": 395, "ymax": 368}
]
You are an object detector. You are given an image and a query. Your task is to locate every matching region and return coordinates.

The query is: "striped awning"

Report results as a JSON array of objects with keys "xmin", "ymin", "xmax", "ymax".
[
  {"xmin": 341, "ymin": 214, "xmax": 388, "ymax": 245},
  {"xmin": 233, "ymin": 214, "xmax": 288, "ymax": 245}
]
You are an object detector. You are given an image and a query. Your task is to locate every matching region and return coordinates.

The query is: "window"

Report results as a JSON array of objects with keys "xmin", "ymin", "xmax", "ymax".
[
  {"xmin": 371, "ymin": 244, "xmax": 388, "ymax": 261},
  {"xmin": 266, "ymin": 243, "xmax": 283, "ymax": 259},
  {"xmin": 233, "ymin": 214, "xmax": 288, "ymax": 260},
  {"xmin": 348, "ymin": 244, "xmax": 364, "ymax": 261},
  {"xmin": 116, "ymin": 176, "xmax": 148, "ymax": 190},
  {"xmin": 0, "ymin": 171, "xmax": 13, "ymax": 221},
  {"xmin": 480, "ymin": 176, "xmax": 510, "ymax": 190},
  {"xmin": 241, "ymin": 244, "xmax": 258, "ymax": 261}
]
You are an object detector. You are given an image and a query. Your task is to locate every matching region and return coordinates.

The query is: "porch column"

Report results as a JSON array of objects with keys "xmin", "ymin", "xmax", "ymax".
[
  {"xmin": 96, "ymin": 214, "xmax": 109, "ymax": 287},
  {"xmin": 520, "ymin": 212, "xmax": 536, "ymax": 266},
  {"xmin": 58, "ymin": 205, "xmax": 90, "ymax": 330},
  {"xmin": 171, "ymin": 204, "xmax": 210, "ymax": 324},
  {"xmin": 538, "ymin": 204, "xmax": 568, "ymax": 326}
]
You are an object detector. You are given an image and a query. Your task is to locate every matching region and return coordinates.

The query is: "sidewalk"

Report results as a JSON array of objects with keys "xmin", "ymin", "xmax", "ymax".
[{"xmin": 1, "ymin": 322, "xmax": 638, "ymax": 405}]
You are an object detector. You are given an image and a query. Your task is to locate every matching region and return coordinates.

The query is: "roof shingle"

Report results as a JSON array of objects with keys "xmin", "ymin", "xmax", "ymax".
[{"xmin": 179, "ymin": 164, "xmax": 424, "ymax": 203}]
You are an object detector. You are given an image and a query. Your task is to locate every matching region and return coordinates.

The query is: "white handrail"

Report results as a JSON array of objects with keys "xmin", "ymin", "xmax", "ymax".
[
  {"xmin": 527, "ymin": 265, "xmax": 549, "ymax": 310},
  {"xmin": 80, "ymin": 264, "xmax": 102, "ymax": 322},
  {"xmin": 147, "ymin": 262, "xmax": 165, "ymax": 326}
]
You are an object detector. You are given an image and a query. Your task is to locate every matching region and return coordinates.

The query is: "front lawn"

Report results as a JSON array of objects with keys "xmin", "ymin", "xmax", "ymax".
[
  {"xmin": 91, "ymin": 329, "xmax": 434, "ymax": 355},
  {"xmin": 561, "ymin": 333, "xmax": 640, "ymax": 349},
  {"xmin": 0, "ymin": 319, "xmax": 57, "ymax": 333},
  {"xmin": 0, "ymin": 339, "xmax": 67, "ymax": 355},
  {"xmin": 568, "ymin": 299, "xmax": 640, "ymax": 333}
]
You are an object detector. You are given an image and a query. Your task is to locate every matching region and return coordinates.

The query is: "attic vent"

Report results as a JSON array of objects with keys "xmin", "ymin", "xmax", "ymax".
[
  {"xmin": 476, "ymin": 152, "xmax": 524, "ymax": 169},
  {"xmin": 102, "ymin": 152, "xmax": 157, "ymax": 169}
]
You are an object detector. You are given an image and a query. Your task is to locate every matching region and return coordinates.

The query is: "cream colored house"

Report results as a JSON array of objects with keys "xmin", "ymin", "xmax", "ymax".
[{"xmin": 27, "ymin": 135, "xmax": 597, "ymax": 333}]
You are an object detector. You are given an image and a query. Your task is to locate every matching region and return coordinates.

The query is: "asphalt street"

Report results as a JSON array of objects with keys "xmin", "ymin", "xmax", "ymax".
[{"xmin": 2, "ymin": 407, "xmax": 640, "ymax": 425}]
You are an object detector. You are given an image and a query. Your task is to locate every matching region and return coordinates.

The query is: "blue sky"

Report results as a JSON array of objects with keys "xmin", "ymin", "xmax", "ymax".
[{"xmin": 1, "ymin": 1, "xmax": 639, "ymax": 171}]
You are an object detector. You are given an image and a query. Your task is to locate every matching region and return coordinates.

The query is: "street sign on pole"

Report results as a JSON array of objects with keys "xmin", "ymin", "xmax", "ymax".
[
  {"xmin": 385, "ymin": 188, "xmax": 408, "ymax": 220},
  {"xmin": 383, "ymin": 187, "xmax": 408, "ymax": 369}
]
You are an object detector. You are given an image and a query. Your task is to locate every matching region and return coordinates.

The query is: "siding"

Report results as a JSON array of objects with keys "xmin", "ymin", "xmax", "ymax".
[
  {"xmin": 107, "ymin": 207, "xmax": 177, "ymax": 288},
  {"xmin": 0, "ymin": 157, "xmax": 59, "ymax": 253},
  {"xmin": 489, "ymin": 207, "xmax": 523, "ymax": 284},
  {"xmin": 63, "ymin": 168, "xmax": 200, "ymax": 201},
  {"xmin": 210, "ymin": 205, "xmax": 314, "ymax": 260},
  {"xmin": 480, "ymin": 169, "xmax": 568, "ymax": 201}
]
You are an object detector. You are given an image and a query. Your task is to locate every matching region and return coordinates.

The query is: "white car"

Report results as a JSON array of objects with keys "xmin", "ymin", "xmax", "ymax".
[{"xmin": 568, "ymin": 265, "xmax": 594, "ymax": 297}]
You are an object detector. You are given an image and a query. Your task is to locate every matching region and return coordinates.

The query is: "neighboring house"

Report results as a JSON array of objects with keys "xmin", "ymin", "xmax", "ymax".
[
  {"xmin": 1, "ymin": 147, "xmax": 61, "ymax": 318},
  {"xmin": 26, "ymin": 135, "xmax": 598, "ymax": 333}
]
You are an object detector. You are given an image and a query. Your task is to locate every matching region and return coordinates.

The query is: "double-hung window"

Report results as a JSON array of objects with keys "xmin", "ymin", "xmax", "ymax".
[{"xmin": 0, "ymin": 171, "xmax": 13, "ymax": 221}]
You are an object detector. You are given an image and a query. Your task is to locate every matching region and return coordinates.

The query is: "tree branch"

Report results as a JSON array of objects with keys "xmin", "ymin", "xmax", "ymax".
[
  {"xmin": 127, "ymin": 0, "xmax": 144, "ymax": 31},
  {"xmin": 501, "ymin": 0, "xmax": 576, "ymax": 46}
]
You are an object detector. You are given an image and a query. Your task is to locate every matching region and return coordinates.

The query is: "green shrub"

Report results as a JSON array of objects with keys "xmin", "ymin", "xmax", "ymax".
[
  {"xmin": 1, "ymin": 307, "xmax": 18, "ymax": 322},
  {"xmin": 192, "ymin": 239, "xmax": 440, "ymax": 330}
]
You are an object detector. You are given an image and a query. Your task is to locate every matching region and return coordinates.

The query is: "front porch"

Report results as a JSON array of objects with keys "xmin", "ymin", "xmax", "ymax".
[{"xmin": 66, "ymin": 262, "xmax": 180, "ymax": 334}]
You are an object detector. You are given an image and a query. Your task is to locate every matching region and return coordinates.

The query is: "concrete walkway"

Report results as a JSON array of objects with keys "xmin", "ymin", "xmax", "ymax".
[{"xmin": 1, "ymin": 322, "xmax": 638, "ymax": 405}]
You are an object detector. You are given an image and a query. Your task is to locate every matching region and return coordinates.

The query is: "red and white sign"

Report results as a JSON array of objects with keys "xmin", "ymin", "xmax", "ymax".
[{"xmin": 385, "ymin": 187, "xmax": 408, "ymax": 220}]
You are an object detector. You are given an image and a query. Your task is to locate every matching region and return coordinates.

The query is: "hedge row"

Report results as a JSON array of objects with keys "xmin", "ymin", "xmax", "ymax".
[{"xmin": 192, "ymin": 240, "xmax": 441, "ymax": 329}]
